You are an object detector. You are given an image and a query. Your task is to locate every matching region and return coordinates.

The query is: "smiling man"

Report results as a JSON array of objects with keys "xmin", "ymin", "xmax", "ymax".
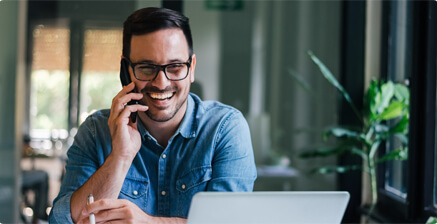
[{"xmin": 49, "ymin": 7, "xmax": 257, "ymax": 224}]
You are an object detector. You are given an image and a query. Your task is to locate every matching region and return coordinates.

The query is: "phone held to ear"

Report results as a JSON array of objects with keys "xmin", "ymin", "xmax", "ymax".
[{"xmin": 120, "ymin": 58, "xmax": 139, "ymax": 123}]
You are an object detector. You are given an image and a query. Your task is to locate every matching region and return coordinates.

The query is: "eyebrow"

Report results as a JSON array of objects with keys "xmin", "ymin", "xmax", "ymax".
[{"xmin": 134, "ymin": 59, "xmax": 186, "ymax": 64}]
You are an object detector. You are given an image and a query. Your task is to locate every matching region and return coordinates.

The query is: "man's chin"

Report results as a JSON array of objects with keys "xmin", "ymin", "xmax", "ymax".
[{"xmin": 145, "ymin": 110, "xmax": 175, "ymax": 122}]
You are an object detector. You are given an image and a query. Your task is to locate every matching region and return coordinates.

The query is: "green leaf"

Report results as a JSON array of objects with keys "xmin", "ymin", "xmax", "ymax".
[
  {"xmin": 377, "ymin": 148, "xmax": 408, "ymax": 163},
  {"xmin": 313, "ymin": 165, "xmax": 362, "ymax": 174},
  {"xmin": 389, "ymin": 115, "xmax": 409, "ymax": 134},
  {"xmin": 374, "ymin": 124, "xmax": 389, "ymax": 133},
  {"xmin": 323, "ymin": 127, "xmax": 363, "ymax": 141},
  {"xmin": 308, "ymin": 51, "xmax": 362, "ymax": 123},
  {"xmin": 367, "ymin": 80, "xmax": 381, "ymax": 116},
  {"xmin": 394, "ymin": 133, "xmax": 409, "ymax": 145},
  {"xmin": 377, "ymin": 100, "xmax": 405, "ymax": 120},
  {"xmin": 350, "ymin": 146, "xmax": 368, "ymax": 160},
  {"xmin": 394, "ymin": 83, "xmax": 410, "ymax": 104},
  {"xmin": 378, "ymin": 81, "xmax": 395, "ymax": 114},
  {"xmin": 426, "ymin": 216, "xmax": 437, "ymax": 224},
  {"xmin": 287, "ymin": 68, "xmax": 315, "ymax": 97}
]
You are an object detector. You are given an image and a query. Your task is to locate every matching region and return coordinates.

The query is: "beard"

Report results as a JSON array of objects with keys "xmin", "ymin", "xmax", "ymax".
[
  {"xmin": 140, "ymin": 85, "xmax": 189, "ymax": 122},
  {"xmin": 144, "ymin": 97, "xmax": 187, "ymax": 122}
]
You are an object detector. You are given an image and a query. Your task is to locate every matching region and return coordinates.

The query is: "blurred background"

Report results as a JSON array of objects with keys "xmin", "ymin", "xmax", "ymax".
[{"xmin": 0, "ymin": 0, "xmax": 436, "ymax": 223}]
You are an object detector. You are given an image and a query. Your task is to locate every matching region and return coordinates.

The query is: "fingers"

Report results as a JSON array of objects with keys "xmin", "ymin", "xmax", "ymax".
[
  {"xmin": 78, "ymin": 199, "xmax": 136, "ymax": 224},
  {"xmin": 110, "ymin": 83, "xmax": 144, "ymax": 117},
  {"xmin": 95, "ymin": 206, "xmax": 133, "ymax": 223},
  {"xmin": 117, "ymin": 103, "xmax": 148, "ymax": 120},
  {"xmin": 110, "ymin": 104, "xmax": 148, "ymax": 130},
  {"xmin": 108, "ymin": 82, "xmax": 147, "ymax": 129},
  {"xmin": 82, "ymin": 198, "xmax": 125, "ymax": 216}
]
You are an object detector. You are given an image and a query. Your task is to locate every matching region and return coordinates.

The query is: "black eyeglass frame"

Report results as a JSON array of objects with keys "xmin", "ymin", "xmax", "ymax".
[{"xmin": 126, "ymin": 56, "xmax": 192, "ymax": 81}]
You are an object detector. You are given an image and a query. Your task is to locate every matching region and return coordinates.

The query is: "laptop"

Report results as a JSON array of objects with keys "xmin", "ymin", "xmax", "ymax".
[{"xmin": 187, "ymin": 191, "xmax": 350, "ymax": 224}]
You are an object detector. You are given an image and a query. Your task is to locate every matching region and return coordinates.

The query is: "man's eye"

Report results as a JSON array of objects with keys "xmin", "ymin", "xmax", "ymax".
[
  {"xmin": 167, "ymin": 64, "xmax": 184, "ymax": 72},
  {"xmin": 137, "ymin": 65, "xmax": 156, "ymax": 74}
]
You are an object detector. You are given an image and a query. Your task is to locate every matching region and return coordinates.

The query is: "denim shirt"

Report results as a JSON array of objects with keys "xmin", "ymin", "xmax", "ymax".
[{"xmin": 49, "ymin": 93, "xmax": 257, "ymax": 223}]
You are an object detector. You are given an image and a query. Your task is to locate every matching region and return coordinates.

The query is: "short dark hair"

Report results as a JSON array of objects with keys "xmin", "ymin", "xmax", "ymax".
[{"xmin": 122, "ymin": 7, "xmax": 193, "ymax": 58}]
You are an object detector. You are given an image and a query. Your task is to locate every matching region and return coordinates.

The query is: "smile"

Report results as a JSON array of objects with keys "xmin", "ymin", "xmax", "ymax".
[{"xmin": 148, "ymin": 92, "xmax": 175, "ymax": 100}]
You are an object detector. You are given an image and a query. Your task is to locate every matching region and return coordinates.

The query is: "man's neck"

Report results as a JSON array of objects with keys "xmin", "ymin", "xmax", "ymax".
[{"xmin": 138, "ymin": 104, "xmax": 187, "ymax": 148}]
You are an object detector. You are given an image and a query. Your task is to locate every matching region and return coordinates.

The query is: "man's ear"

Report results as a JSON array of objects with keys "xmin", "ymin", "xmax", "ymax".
[{"xmin": 190, "ymin": 54, "xmax": 196, "ymax": 83}]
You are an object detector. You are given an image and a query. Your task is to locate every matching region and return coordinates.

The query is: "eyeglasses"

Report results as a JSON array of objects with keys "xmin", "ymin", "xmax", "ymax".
[{"xmin": 127, "ymin": 56, "xmax": 192, "ymax": 81}]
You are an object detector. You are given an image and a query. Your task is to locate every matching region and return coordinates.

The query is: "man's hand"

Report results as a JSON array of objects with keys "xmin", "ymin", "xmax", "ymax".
[
  {"xmin": 108, "ymin": 82, "xmax": 148, "ymax": 162},
  {"xmin": 77, "ymin": 199, "xmax": 151, "ymax": 224},
  {"xmin": 78, "ymin": 199, "xmax": 187, "ymax": 224},
  {"xmin": 70, "ymin": 83, "xmax": 148, "ymax": 222}
]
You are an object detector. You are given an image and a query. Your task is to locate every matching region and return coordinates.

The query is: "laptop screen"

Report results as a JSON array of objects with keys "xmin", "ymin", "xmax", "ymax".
[{"xmin": 187, "ymin": 191, "xmax": 350, "ymax": 224}]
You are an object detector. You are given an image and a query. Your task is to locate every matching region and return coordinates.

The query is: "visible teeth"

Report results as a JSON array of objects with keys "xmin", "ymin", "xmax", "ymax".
[{"xmin": 149, "ymin": 92, "xmax": 173, "ymax": 100}]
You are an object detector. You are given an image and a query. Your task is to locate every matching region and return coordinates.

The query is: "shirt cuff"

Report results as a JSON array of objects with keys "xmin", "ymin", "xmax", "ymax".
[{"xmin": 49, "ymin": 191, "xmax": 75, "ymax": 224}]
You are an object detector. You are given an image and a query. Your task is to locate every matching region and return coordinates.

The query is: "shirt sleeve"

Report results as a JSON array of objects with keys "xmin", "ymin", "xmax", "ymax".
[
  {"xmin": 207, "ymin": 110, "xmax": 257, "ymax": 191},
  {"xmin": 48, "ymin": 191, "xmax": 74, "ymax": 223},
  {"xmin": 49, "ymin": 115, "xmax": 101, "ymax": 223}
]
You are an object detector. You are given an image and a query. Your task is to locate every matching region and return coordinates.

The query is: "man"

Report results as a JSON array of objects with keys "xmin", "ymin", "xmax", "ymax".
[{"xmin": 49, "ymin": 7, "xmax": 257, "ymax": 223}]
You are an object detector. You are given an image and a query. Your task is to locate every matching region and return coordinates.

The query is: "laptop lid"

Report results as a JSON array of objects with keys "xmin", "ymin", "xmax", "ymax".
[{"xmin": 187, "ymin": 191, "xmax": 350, "ymax": 224}]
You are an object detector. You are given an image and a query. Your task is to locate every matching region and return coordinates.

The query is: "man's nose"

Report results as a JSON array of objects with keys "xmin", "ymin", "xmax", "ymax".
[{"xmin": 151, "ymin": 70, "xmax": 171, "ymax": 88}]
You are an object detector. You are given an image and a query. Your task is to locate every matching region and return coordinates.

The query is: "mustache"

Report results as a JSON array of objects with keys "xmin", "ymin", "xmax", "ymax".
[{"xmin": 142, "ymin": 85, "xmax": 177, "ymax": 93}]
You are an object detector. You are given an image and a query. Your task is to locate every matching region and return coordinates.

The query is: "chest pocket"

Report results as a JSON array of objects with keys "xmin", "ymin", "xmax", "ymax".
[
  {"xmin": 176, "ymin": 166, "xmax": 212, "ymax": 192},
  {"xmin": 120, "ymin": 177, "xmax": 149, "ymax": 199},
  {"xmin": 175, "ymin": 166, "xmax": 212, "ymax": 217}
]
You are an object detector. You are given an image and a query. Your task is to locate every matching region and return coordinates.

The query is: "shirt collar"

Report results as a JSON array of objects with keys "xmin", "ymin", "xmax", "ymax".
[
  {"xmin": 137, "ymin": 93, "xmax": 198, "ymax": 140},
  {"xmin": 178, "ymin": 93, "xmax": 197, "ymax": 139}
]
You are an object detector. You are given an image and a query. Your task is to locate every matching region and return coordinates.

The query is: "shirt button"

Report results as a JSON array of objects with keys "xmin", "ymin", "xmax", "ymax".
[
  {"xmin": 182, "ymin": 184, "xmax": 186, "ymax": 190},
  {"xmin": 162, "ymin": 154, "xmax": 167, "ymax": 159},
  {"xmin": 161, "ymin": 191, "xmax": 166, "ymax": 196},
  {"xmin": 133, "ymin": 190, "xmax": 138, "ymax": 196}
]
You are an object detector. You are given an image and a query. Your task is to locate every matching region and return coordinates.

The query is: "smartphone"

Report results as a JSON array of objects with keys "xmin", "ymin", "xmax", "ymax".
[{"xmin": 120, "ymin": 58, "xmax": 138, "ymax": 123}]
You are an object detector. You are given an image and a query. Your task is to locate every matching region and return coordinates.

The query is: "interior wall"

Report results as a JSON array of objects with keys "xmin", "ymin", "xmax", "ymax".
[
  {"xmin": 184, "ymin": 1, "xmax": 221, "ymax": 101},
  {"xmin": 136, "ymin": 0, "xmax": 161, "ymax": 9},
  {"xmin": 212, "ymin": 0, "xmax": 342, "ymax": 191},
  {"xmin": 219, "ymin": 2, "xmax": 254, "ymax": 113},
  {"xmin": 276, "ymin": 0, "xmax": 342, "ymax": 191},
  {"xmin": 0, "ymin": 0, "xmax": 25, "ymax": 222}
]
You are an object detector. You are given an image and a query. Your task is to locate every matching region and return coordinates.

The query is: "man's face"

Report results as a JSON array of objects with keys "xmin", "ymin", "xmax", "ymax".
[{"xmin": 129, "ymin": 28, "xmax": 195, "ymax": 122}]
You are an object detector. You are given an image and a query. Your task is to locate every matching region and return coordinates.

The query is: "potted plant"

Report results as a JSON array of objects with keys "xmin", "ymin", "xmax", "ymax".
[{"xmin": 299, "ymin": 51, "xmax": 409, "ymax": 218}]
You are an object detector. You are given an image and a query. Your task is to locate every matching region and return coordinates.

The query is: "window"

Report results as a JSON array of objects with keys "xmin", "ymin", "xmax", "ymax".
[
  {"xmin": 29, "ymin": 21, "xmax": 70, "ymax": 153},
  {"xmin": 80, "ymin": 27, "xmax": 123, "ymax": 123},
  {"xmin": 26, "ymin": 0, "xmax": 135, "ymax": 154},
  {"xmin": 377, "ymin": 0, "xmax": 437, "ymax": 222},
  {"xmin": 384, "ymin": 0, "xmax": 412, "ymax": 199}
]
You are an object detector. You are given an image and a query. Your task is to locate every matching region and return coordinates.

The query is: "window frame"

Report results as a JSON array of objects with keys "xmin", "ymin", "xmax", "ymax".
[
  {"xmin": 375, "ymin": 0, "xmax": 437, "ymax": 222},
  {"xmin": 421, "ymin": 0, "xmax": 437, "ymax": 219}
]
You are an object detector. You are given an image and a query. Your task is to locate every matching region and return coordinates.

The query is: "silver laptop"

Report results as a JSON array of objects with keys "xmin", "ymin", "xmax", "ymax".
[{"xmin": 187, "ymin": 191, "xmax": 350, "ymax": 224}]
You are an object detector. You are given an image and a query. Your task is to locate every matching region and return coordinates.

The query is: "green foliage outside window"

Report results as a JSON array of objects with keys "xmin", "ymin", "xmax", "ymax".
[
  {"xmin": 31, "ymin": 70, "xmax": 69, "ymax": 130},
  {"xmin": 80, "ymin": 72, "xmax": 120, "ymax": 123}
]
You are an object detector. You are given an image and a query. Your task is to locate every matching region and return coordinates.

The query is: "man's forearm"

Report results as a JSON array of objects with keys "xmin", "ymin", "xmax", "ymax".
[{"xmin": 70, "ymin": 153, "xmax": 132, "ymax": 222}]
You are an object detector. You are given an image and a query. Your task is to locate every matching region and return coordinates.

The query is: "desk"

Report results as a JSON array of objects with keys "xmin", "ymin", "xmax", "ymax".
[{"xmin": 254, "ymin": 165, "xmax": 299, "ymax": 191}]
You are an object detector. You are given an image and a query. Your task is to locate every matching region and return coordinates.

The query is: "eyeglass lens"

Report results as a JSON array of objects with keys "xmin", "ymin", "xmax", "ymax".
[{"xmin": 135, "ymin": 63, "xmax": 188, "ymax": 81}]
